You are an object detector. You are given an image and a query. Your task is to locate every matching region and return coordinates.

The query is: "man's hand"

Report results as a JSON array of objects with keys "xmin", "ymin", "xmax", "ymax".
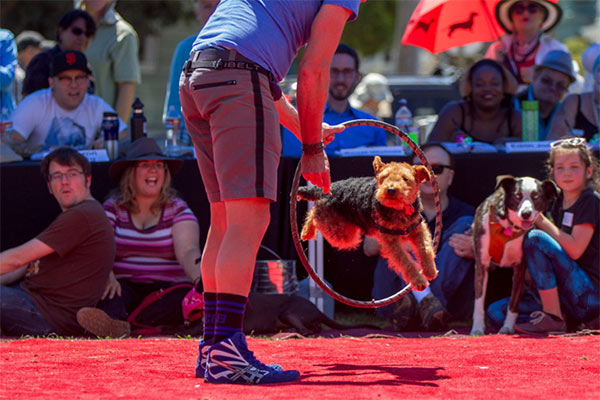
[
  {"xmin": 102, "ymin": 271, "xmax": 122, "ymax": 300},
  {"xmin": 322, "ymin": 122, "xmax": 345, "ymax": 146},
  {"xmin": 448, "ymin": 231, "xmax": 475, "ymax": 259},
  {"xmin": 301, "ymin": 151, "xmax": 331, "ymax": 194}
]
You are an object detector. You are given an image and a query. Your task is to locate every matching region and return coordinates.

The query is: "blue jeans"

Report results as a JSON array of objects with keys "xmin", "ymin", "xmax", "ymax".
[
  {"xmin": 0, "ymin": 284, "xmax": 55, "ymax": 336},
  {"xmin": 372, "ymin": 216, "xmax": 475, "ymax": 320},
  {"xmin": 487, "ymin": 229, "xmax": 600, "ymax": 328}
]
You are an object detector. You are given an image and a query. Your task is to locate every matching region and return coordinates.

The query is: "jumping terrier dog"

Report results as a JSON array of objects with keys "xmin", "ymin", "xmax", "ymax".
[
  {"xmin": 470, "ymin": 175, "xmax": 558, "ymax": 335},
  {"xmin": 298, "ymin": 156, "xmax": 437, "ymax": 291}
]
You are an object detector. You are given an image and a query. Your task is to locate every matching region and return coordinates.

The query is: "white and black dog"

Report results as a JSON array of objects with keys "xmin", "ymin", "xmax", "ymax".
[{"xmin": 470, "ymin": 175, "xmax": 558, "ymax": 335}]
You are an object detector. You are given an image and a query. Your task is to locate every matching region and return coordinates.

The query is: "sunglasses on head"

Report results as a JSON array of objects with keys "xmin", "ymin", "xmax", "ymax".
[
  {"xmin": 550, "ymin": 137, "xmax": 586, "ymax": 148},
  {"xmin": 70, "ymin": 27, "xmax": 93, "ymax": 38},
  {"xmin": 513, "ymin": 2, "xmax": 540, "ymax": 15}
]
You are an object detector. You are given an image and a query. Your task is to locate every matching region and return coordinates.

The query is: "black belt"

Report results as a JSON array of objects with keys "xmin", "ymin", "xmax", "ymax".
[{"xmin": 184, "ymin": 48, "xmax": 271, "ymax": 77}]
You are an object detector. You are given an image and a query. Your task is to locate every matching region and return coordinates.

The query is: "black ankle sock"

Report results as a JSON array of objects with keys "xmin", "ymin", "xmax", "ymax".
[
  {"xmin": 213, "ymin": 293, "xmax": 247, "ymax": 344},
  {"xmin": 202, "ymin": 292, "xmax": 217, "ymax": 345}
]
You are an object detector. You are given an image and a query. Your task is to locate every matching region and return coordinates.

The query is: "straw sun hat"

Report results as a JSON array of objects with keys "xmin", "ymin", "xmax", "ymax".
[
  {"xmin": 496, "ymin": 0, "xmax": 562, "ymax": 34},
  {"xmin": 109, "ymin": 137, "xmax": 183, "ymax": 183}
]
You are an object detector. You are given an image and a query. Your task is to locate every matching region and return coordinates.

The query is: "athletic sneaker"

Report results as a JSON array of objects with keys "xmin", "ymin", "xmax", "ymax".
[
  {"xmin": 205, "ymin": 332, "xmax": 300, "ymax": 384},
  {"xmin": 196, "ymin": 340, "xmax": 283, "ymax": 378},
  {"xmin": 195, "ymin": 340, "xmax": 210, "ymax": 378},
  {"xmin": 76, "ymin": 307, "xmax": 131, "ymax": 338},
  {"xmin": 514, "ymin": 311, "xmax": 566, "ymax": 335}
]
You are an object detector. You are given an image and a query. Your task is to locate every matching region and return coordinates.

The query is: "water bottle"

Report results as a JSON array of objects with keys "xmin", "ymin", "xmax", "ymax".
[
  {"xmin": 521, "ymin": 100, "xmax": 539, "ymax": 142},
  {"xmin": 394, "ymin": 99, "xmax": 417, "ymax": 146},
  {"xmin": 130, "ymin": 98, "xmax": 147, "ymax": 142},
  {"xmin": 164, "ymin": 105, "xmax": 181, "ymax": 154},
  {"xmin": 0, "ymin": 108, "xmax": 12, "ymax": 138},
  {"xmin": 102, "ymin": 112, "xmax": 119, "ymax": 160}
]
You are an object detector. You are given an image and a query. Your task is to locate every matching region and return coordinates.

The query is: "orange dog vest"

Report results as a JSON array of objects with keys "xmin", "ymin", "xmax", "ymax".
[{"xmin": 488, "ymin": 204, "xmax": 526, "ymax": 264}]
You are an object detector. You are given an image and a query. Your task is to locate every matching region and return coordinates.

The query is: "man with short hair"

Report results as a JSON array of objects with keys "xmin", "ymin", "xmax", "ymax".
[
  {"xmin": 282, "ymin": 43, "xmax": 387, "ymax": 157},
  {"xmin": 7, "ymin": 50, "xmax": 126, "ymax": 154},
  {"xmin": 0, "ymin": 147, "xmax": 117, "ymax": 337},
  {"xmin": 515, "ymin": 49, "xmax": 576, "ymax": 140}
]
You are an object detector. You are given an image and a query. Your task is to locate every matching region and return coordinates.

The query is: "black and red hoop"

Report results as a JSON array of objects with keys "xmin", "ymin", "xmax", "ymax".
[{"xmin": 289, "ymin": 119, "xmax": 443, "ymax": 308}]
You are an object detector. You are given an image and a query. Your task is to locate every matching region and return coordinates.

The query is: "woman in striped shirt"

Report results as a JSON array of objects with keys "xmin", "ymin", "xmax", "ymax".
[{"xmin": 97, "ymin": 138, "xmax": 201, "ymax": 330}]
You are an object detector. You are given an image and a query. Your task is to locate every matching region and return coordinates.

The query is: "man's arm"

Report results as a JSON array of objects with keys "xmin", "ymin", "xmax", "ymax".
[
  {"xmin": 0, "ymin": 238, "xmax": 54, "ymax": 275},
  {"xmin": 296, "ymin": 4, "xmax": 352, "ymax": 193},
  {"xmin": 114, "ymin": 82, "xmax": 136, "ymax": 122}
]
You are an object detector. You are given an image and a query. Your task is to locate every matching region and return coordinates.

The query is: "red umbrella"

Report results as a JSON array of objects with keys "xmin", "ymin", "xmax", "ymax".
[{"xmin": 401, "ymin": 0, "xmax": 504, "ymax": 54}]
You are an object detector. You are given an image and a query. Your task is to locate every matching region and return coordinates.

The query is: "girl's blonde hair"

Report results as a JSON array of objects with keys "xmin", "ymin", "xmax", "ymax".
[
  {"xmin": 114, "ymin": 163, "xmax": 176, "ymax": 214},
  {"xmin": 546, "ymin": 138, "xmax": 600, "ymax": 192}
]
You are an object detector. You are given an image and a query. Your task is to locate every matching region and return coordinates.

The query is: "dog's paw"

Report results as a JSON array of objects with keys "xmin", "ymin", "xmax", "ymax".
[
  {"xmin": 498, "ymin": 325, "xmax": 514, "ymax": 334},
  {"xmin": 422, "ymin": 267, "xmax": 438, "ymax": 281},
  {"xmin": 470, "ymin": 325, "xmax": 485, "ymax": 336},
  {"xmin": 410, "ymin": 275, "xmax": 429, "ymax": 291}
]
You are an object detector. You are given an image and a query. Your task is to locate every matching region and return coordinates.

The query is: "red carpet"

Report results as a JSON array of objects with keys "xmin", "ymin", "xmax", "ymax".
[{"xmin": 1, "ymin": 333, "xmax": 599, "ymax": 400}]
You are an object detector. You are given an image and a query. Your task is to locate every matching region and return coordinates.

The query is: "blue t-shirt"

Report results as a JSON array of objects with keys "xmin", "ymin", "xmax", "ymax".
[
  {"xmin": 191, "ymin": 0, "xmax": 361, "ymax": 82},
  {"xmin": 281, "ymin": 103, "xmax": 387, "ymax": 157}
]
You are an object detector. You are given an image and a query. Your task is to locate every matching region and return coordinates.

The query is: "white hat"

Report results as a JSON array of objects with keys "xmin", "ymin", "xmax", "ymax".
[
  {"xmin": 353, "ymin": 73, "xmax": 393, "ymax": 104},
  {"xmin": 496, "ymin": 0, "xmax": 562, "ymax": 34}
]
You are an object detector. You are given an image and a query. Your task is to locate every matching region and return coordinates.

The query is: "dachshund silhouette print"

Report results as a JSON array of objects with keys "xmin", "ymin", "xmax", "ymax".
[
  {"xmin": 448, "ymin": 12, "xmax": 478, "ymax": 37},
  {"xmin": 413, "ymin": 18, "xmax": 435, "ymax": 33}
]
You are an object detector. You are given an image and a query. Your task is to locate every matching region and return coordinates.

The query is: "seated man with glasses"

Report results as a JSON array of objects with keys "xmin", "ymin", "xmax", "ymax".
[
  {"xmin": 281, "ymin": 43, "xmax": 387, "ymax": 157},
  {"xmin": 0, "ymin": 147, "xmax": 116, "ymax": 337},
  {"xmin": 514, "ymin": 50, "xmax": 576, "ymax": 140},
  {"xmin": 6, "ymin": 50, "xmax": 126, "ymax": 157},
  {"xmin": 364, "ymin": 143, "xmax": 476, "ymax": 331}
]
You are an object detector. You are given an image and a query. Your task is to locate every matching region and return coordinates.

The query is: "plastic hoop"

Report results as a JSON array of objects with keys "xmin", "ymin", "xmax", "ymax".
[{"xmin": 289, "ymin": 119, "xmax": 443, "ymax": 308}]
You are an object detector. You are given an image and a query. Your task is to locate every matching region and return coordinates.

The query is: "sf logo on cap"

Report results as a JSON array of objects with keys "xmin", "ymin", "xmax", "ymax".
[{"xmin": 66, "ymin": 52, "xmax": 77, "ymax": 65}]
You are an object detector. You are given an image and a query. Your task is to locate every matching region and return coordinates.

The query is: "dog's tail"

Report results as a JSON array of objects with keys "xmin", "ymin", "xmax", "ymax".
[{"xmin": 297, "ymin": 186, "xmax": 325, "ymax": 202}]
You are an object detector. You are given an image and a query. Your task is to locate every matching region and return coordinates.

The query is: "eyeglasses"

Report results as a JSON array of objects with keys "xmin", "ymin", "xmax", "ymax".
[
  {"xmin": 550, "ymin": 137, "xmax": 587, "ymax": 148},
  {"xmin": 414, "ymin": 163, "xmax": 452, "ymax": 175},
  {"xmin": 539, "ymin": 76, "xmax": 569, "ymax": 93},
  {"xmin": 49, "ymin": 169, "xmax": 84, "ymax": 182},
  {"xmin": 430, "ymin": 164, "xmax": 452, "ymax": 174},
  {"xmin": 512, "ymin": 2, "xmax": 540, "ymax": 15},
  {"xmin": 70, "ymin": 27, "xmax": 93, "ymax": 38},
  {"xmin": 330, "ymin": 68, "xmax": 356, "ymax": 79},
  {"xmin": 56, "ymin": 74, "xmax": 89, "ymax": 85},
  {"xmin": 137, "ymin": 161, "xmax": 166, "ymax": 171}
]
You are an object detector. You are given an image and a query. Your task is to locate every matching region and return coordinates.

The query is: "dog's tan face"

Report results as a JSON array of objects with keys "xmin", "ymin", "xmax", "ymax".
[{"xmin": 372, "ymin": 156, "xmax": 432, "ymax": 211}]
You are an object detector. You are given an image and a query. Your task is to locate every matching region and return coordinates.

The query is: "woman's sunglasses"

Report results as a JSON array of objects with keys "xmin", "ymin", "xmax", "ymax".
[
  {"xmin": 70, "ymin": 27, "xmax": 93, "ymax": 38},
  {"xmin": 512, "ymin": 3, "xmax": 540, "ymax": 15}
]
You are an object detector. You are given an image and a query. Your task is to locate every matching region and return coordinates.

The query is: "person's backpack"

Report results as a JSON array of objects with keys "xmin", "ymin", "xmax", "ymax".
[{"xmin": 127, "ymin": 283, "xmax": 204, "ymax": 336}]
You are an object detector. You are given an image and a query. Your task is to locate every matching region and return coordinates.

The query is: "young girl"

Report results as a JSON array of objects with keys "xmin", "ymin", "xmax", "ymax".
[{"xmin": 488, "ymin": 137, "xmax": 599, "ymax": 333}]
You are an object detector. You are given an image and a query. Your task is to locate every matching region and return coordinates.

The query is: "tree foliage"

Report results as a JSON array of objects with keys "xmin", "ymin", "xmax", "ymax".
[
  {"xmin": 0, "ymin": 0, "xmax": 190, "ymax": 43},
  {"xmin": 341, "ymin": 1, "xmax": 396, "ymax": 57}
]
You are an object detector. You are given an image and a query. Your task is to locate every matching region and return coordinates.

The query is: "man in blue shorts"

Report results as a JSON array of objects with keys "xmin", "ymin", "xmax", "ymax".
[{"xmin": 179, "ymin": 0, "xmax": 364, "ymax": 385}]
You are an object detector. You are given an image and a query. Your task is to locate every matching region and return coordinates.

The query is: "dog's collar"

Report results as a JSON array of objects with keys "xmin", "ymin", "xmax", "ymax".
[{"xmin": 375, "ymin": 214, "xmax": 423, "ymax": 236}]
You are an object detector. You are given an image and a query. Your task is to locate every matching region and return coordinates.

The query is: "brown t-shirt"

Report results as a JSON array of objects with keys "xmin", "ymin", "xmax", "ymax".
[{"xmin": 21, "ymin": 199, "xmax": 115, "ymax": 335}]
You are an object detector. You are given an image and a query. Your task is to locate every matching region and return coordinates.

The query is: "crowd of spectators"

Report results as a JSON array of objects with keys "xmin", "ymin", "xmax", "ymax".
[{"xmin": 0, "ymin": 0, "xmax": 598, "ymax": 337}]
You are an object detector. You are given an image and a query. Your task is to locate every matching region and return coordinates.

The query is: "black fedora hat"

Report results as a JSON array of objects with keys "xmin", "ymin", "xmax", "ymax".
[{"xmin": 109, "ymin": 137, "xmax": 183, "ymax": 183}]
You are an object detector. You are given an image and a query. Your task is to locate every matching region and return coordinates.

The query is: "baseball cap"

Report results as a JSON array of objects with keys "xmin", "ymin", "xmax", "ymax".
[{"xmin": 50, "ymin": 50, "xmax": 92, "ymax": 77}]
